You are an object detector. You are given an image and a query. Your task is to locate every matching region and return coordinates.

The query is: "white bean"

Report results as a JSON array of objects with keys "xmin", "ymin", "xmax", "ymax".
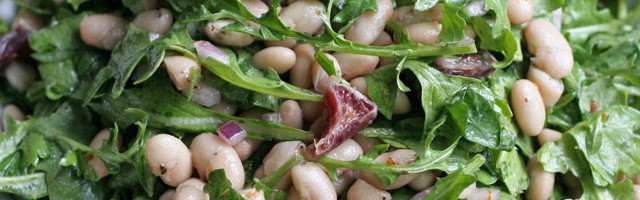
[
  {"xmin": 371, "ymin": 31, "xmax": 393, "ymax": 46},
  {"xmin": 409, "ymin": 170, "xmax": 440, "ymax": 191},
  {"xmin": 80, "ymin": 14, "xmax": 128, "ymax": 50},
  {"xmin": 344, "ymin": 0, "xmax": 394, "ymax": 45},
  {"xmin": 527, "ymin": 66, "xmax": 564, "ymax": 108},
  {"xmin": 163, "ymin": 56, "xmax": 201, "ymax": 91},
  {"xmin": 242, "ymin": 0, "xmax": 269, "ymax": 17},
  {"xmin": 350, "ymin": 77, "xmax": 368, "ymax": 97},
  {"xmin": 204, "ymin": 19, "xmax": 255, "ymax": 47},
  {"xmin": 233, "ymin": 138, "xmax": 263, "ymax": 160},
  {"xmin": 458, "ymin": 182, "xmax": 476, "ymax": 199},
  {"xmin": 406, "ymin": 22, "xmax": 442, "ymax": 46},
  {"xmin": 633, "ymin": 185, "xmax": 640, "ymax": 200},
  {"xmin": 87, "ymin": 129, "xmax": 122, "ymax": 179},
  {"xmin": 526, "ymin": 156, "xmax": 554, "ymax": 200},
  {"xmin": 537, "ymin": 128, "xmax": 562, "ymax": 145},
  {"xmin": 263, "ymin": 141, "xmax": 305, "ymax": 190},
  {"xmin": 347, "ymin": 179, "xmax": 392, "ymax": 200},
  {"xmin": 333, "ymin": 53, "xmax": 379, "ymax": 80},
  {"xmin": 390, "ymin": 4, "xmax": 443, "ymax": 28},
  {"xmin": 394, "ymin": 90, "xmax": 411, "ymax": 115},
  {"xmin": 279, "ymin": 100, "xmax": 303, "ymax": 129},
  {"xmin": 205, "ymin": 153, "xmax": 245, "ymax": 190},
  {"xmin": 360, "ymin": 149, "xmax": 419, "ymax": 190},
  {"xmin": 11, "ymin": 9, "xmax": 44, "ymax": 31},
  {"xmin": 159, "ymin": 189, "xmax": 175, "ymax": 200},
  {"xmin": 241, "ymin": 188, "xmax": 266, "ymax": 200},
  {"xmin": 210, "ymin": 100, "xmax": 238, "ymax": 115},
  {"xmin": 299, "ymin": 100, "xmax": 322, "ymax": 122},
  {"xmin": 290, "ymin": 44, "xmax": 316, "ymax": 89},
  {"xmin": 133, "ymin": 8, "xmax": 173, "ymax": 34},
  {"xmin": 352, "ymin": 133, "xmax": 383, "ymax": 154},
  {"xmin": 146, "ymin": 134, "xmax": 192, "ymax": 187},
  {"xmin": 174, "ymin": 178, "xmax": 208, "ymax": 200},
  {"xmin": 326, "ymin": 138, "xmax": 363, "ymax": 161},
  {"xmin": 467, "ymin": 187, "xmax": 501, "ymax": 200},
  {"xmin": 525, "ymin": 19, "xmax": 574, "ymax": 79},
  {"xmin": 2, "ymin": 104, "xmax": 25, "ymax": 121},
  {"xmin": 252, "ymin": 47, "xmax": 297, "ymax": 74},
  {"xmin": 291, "ymin": 162, "xmax": 337, "ymax": 200},
  {"xmin": 189, "ymin": 133, "xmax": 244, "ymax": 190},
  {"xmin": 312, "ymin": 54, "xmax": 341, "ymax": 94},
  {"xmin": 5, "ymin": 62, "xmax": 36, "ymax": 92},
  {"xmin": 182, "ymin": 83, "xmax": 221, "ymax": 107},
  {"xmin": 279, "ymin": 0, "xmax": 325, "ymax": 34},
  {"xmin": 511, "ymin": 79, "xmax": 545, "ymax": 136},
  {"xmin": 507, "ymin": 0, "xmax": 533, "ymax": 25}
]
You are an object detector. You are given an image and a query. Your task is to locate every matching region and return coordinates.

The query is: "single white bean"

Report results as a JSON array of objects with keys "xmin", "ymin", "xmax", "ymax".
[
  {"xmin": 467, "ymin": 187, "xmax": 501, "ymax": 200},
  {"xmin": 344, "ymin": 0, "xmax": 394, "ymax": 45},
  {"xmin": 204, "ymin": 19, "xmax": 255, "ymax": 47},
  {"xmin": 174, "ymin": 178, "xmax": 208, "ymax": 200},
  {"xmin": 163, "ymin": 56, "xmax": 201, "ymax": 91},
  {"xmin": 409, "ymin": 170, "xmax": 440, "ymax": 191},
  {"xmin": 526, "ymin": 156, "xmax": 554, "ymax": 200},
  {"xmin": 352, "ymin": 133, "xmax": 383, "ymax": 154},
  {"xmin": 158, "ymin": 189, "xmax": 175, "ymax": 200},
  {"xmin": 524, "ymin": 19, "xmax": 574, "ymax": 79},
  {"xmin": 189, "ymin": 133, "xmax": 244, "ymax": 190},
  {"xmin": 527, "ymin": 66, "xmax": 564, "ymax": 108},
  {"xmin": 347, "ymin": 179, "xmax": 392, "ymax": 200},
  {"xmin": 299, "ymin": 100, "xmax": 323, "ymax": 122},
  {"xmin": 234, "ymin": 138, "xmax": 263, "ymax": 160},
  {"xmin": 326, "ymin": 138, "xmax": 363, "ymax": 161},
  {"xmin": 458, "ymin": 182, "xmax": 476, "ymax": 199},
  {"xmin": 350, "ymin": 77, "xmax": 368, "ymax": 97},
  {"xmin": 537, "ymin": 128, "xmax": 562, "ymax": 145},
  {"xmin": 290, "ymin": 44, "xmax": 316, "ymax": 89},
  {"xmin": 511, "ymin": 79, "xmax": 546, "ymax": 136},
  {"xmin": 263, "ymin": 141, "xmax": 305, "ymax": 190},
  {"xmin": 182, "ymin": 83, "xmax": 221, "ymax": 107},
  {"xmin": 252, "ymin": 47, "xmax": 297, "ymax": 74},
  {"xmin": 311, "ymin": 54, "xmax": 341, "ymax": 94},
  {"xmin": 5, "ymin": 62, "xmax": 36, "ymax": 92},
  {"xmin": 87, "ymin": 129, "xmax": 122, "ymax": 179},
  {"xmin": 333, "ymin": 53, "xmax": 379, "ymax": 80},
  {"xmin": 241, "ymin": 188, "xmax": 266, "ymax": 200},
  {"xmin": 371, "ymin": 31, "xmax": 393, "ymax": 46},
  {"xmin": 279, "ymin": 100, "xmax": 303, "ymax": 129},
  {"xmin": 360, "ymin": 149, "xmax": 419, "ymax": 190},
  {"xmin": 146, "ymin": 134, "xmax": 192, "ymax": 187},
  {"xmin": 394, "ymin": 90, "xmax": 411, "ymax": 115},
  {"xmin": 390, "ymin": 4, "xmax": 443, "ymax": 28},
  {"xmin": 406, "ymin": 21, "xmax": 442, "ymax": 46},
  {"xmin": 133, "ymin": 8, "xmax": 173, "ymax": 34},
  {"xmin": 291, "ymin": 162, "xmax": 337, "ymax": 200},
  {"xmin": 507, "ymin": 0, "xmax": 533, "ymax": 25},
  {"xmin": 80, "ymin": 14, "xmax": 128, "ymax": 50},
  {"xmin": 205, "ymin": 152, "xmax": 245, "ymax": 190},
  {"xmin": 279, "ymin": 0, "xmax": 325, "ymax": 34},
  {"xmin": 242, "ymin": 0, "xmax": 269, "ymax": 17},
  {"xmin": 11, "ymin": 9, "xmax": 44, "ymax": 31},
  {"xmin": 210, "ymin": 100, "xmax": 238, "ymax": 115}
]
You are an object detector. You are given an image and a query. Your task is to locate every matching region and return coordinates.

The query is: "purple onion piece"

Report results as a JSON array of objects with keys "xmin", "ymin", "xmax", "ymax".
[
  {"xmin": 0, "ymin": 26, "xmax": 31, "ymax": 69},
  {"xmin": 261, "ymin": 112, "xmax": 282, "ymax": 123},
  {"xmin": 217, "ymin": 120, "xmax": 247, "ymax": 145},
  {"xmin": 194, "ymin": 40, "xmax": 230, "ymax": 65}
]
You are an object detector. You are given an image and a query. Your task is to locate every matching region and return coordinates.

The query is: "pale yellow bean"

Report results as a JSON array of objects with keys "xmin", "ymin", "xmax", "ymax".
[
  {"xmin": 80, "ymin": 14, "xmax": 128, "ymax": 50},
  {"xmin": 458, "ymin": 182, "xmax": 476, "ymax": 199},
  {"xmin": 537, "ymin": 128, "xmax": 562, "ymax": 145},
  {"xmin": 210, "ymin": 100, "xmax": 238, "ymax": 115},
  {"xmin": 163, "ymin": 56, "xmax": 201, "ymax": 91},
  {"xmin": 333, "ymin": 53, "xmax": 379, "ymax": 80},
  {"xmin": 525, "ymin": 19, "xmax": 574, "ymax": 79},
  {"xmin": 242, "ymin": 0, "xmax": 269, "ymax": 17},
  {"xmin": 252, "ymin": 47, "xmax": 297, "ymax": 74},
  {"xmin": 406, "ymin": 22, "xmax": 442, "ymax": 46},
  {"xmin": 507, "ymin": 0, "xmax": 534, "ymax": 25},
  {"xmin": 347, "ymin": 179, "xmax": 392, "ymax": 200},
  {"xmin": 158, "ymin": 189, "xmax": 175, "ymax": 200},
  {"xmin": 511, "ymin": 79, "xmax": 546, "ymax": 136},
  {"xmin": 527, "ymin": 66, "xmax": 564, "ymax": 108},
  {"xmin": 371, "ymin": 31, "xmax": 393, "ymax": 46},
  {"xmin": 526, "ymin": 156, "xmax": 555, "ymax": 200},
  {"xmin": 146, "ymin": 134, "xmax": 192, "ymax": 187},
  {"xmin": 279, "ymin": 100, "xmax": 304, "ymax": 129},
  {"xmin": 344, "ymin": 0, "xmax": 394, "ymax": 44},
  {"xmin": 467, "ymin": 187, "xmax": 501, "ymax": 200},
  {"xmin": 326, "ymin": 138, "xmax": 363, "ymax": 161}
]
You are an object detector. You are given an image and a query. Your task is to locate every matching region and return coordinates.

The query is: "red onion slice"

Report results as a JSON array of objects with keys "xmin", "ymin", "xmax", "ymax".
[
  {"xmin": 194, "ymin": 40, "xmax": 230, "ymax": 65},
  {"xmin": 217, "ymin": 120, "xmax": 247, "ymax": 145}
]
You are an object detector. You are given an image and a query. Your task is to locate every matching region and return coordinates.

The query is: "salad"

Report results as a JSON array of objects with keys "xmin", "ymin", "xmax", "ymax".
[{"xmin": 0, "ymin": 0, "xmax": 639, "ymax": 199}]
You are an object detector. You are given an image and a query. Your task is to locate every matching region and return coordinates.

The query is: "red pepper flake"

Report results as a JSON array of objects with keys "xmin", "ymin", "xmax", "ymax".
[{"xmin": 591, "ymin": 99, "xmax": 598, "ymax": 113}]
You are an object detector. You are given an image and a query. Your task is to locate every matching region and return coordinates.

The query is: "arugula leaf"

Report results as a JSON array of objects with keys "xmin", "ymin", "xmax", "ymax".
[
  {"xmin": 332, "ymin": 0, "xmax": 377, "ymax": 25},
  {"xmin": 365, "ymin": 66, "xmax": 399, "ymax": 119},
  {"xmin": 204, "ymin": 169, "xmax": 244, "ymax": 200},
  {"xmin": 562, "ymin": 0, "xmax": 614, "ymax": 29},
  {"xmin": 471, "ymin": 17, "xmax": 520, "ymax": 68},
  {"xmin": 578, "ymin": 77, "xmax": 627, "ymax": 115},
  {"xmin": 486, "ymin": 150, "xmax": 528, "ymax": 196},
  {"xmin": 424, "ymin": 154, "xmax": 485, "ymax": 200},
  {"xmin": 438, "ymin": 3, "xmax": 466, "ymax": 43},
  {"xmin": 90, "ymin": 74, "xmax": 314, "ymax": 142},
  {"xmin": 208, "ymin": 75, "xmax": 280, "ymax": 111},
  {"xmin": 538, "ymin": 106, "xmax": 640, "ymax": 187},
  {"xmin": 0, "ymin": 173, "xmax": 47, "ymax": 199}
]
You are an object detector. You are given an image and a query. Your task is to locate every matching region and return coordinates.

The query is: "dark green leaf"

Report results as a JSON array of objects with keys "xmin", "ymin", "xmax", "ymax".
[
  {"xmin": 365, "ymin": 66, "xmax": 399, "ymax": 119},
  {"xmin": 438, "ymin": 3, "xmax": 466, "ymax": 43},
  {"xmin": 424, "ymin": 154, "xmax": 485, "ymax": 200},
  {"xmin": 204, "ymin": 169, "xmax": 244, "ymax": 200}
]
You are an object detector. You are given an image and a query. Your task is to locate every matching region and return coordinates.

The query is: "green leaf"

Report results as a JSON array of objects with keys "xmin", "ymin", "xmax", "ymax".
[
  {"xmin": 483, "ymin": 0, "xmax": 511, "ymax": 37},
  {"xmin": 488, "ymin": 150, "xmax": 528, "ymax": 195},
  {"xmin": 471, "ymin": 17, "xmax": 520, "ymax": 68},
  {"xmin": 578, "ymin": 77, "xmax": 627, "ymax": 115},
  {"xmin": 67, "ymin": 0, "xmax": 89, "ymax": 10},
  {"xmin": 562, "ymin": 0, "xmax": 614, "ymax": 29},
  {"xmin": 0, "ymin": 173, "xmax": 48, "ymax": 199},
  {"xmin": 109, "ymin": 25, "xmax": 158, "ymax": 98},
  {"xmin": 204, "ymin": 169, "xmax": 245, "ymax": 200},
  {"xmin": 333, "ymin": 0, "xmax": 377, "ymax": 24},
  {"xmin": 365, "ymin": 66, "xmax": 399, "ymax": 119},
  {"xmin": 424, "ymin": 154, "xmax": 486, "ymax": 200},
  {"xmin": 438, "ymin": 3, "xmax": 466, "ymax": 43}
]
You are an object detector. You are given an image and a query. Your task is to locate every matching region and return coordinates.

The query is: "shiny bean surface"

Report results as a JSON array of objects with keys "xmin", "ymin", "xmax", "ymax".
[
  {"xmin": 344, "ymin": 0, "xmax": 394, "ymax": 45},
  {"xmin": 252, "ymin": 47, "xmax": 297, "ymax": 74},
  {"xmin": 312, "ymin": 54, "xmax": 341, "ymax": 94},
  {"xmin": 511, "ymin": 79, "xmax": 545, "ymax": 136},
  {"xmin": 527, "ymin": 66, "xmax": 564, "ymax": 108},
  {"xmin": 408, "ymin": 170, "xmax": 440, "ymax": 191},
  {"xmin": 537, "ymin": 128, "xmax": 562, "ymax": 145},
  {"xmin": 190, "ymin": 133, "xmax": 244, "ymax": 190},
  {"xmin": 133, "ymin": 8, "xmax": 173, "ymax": 34},
  {"xmin": 525, "ymin": 19, "xmax": 574, "ymax": 79},
  {"xmin": 526, "ymin": 156, "xmax": 554, "ymax": 200},
  {"xmin": 333, "ymin": 53, "xmax": 379, "ymax": 80},
  {"xmin": 290, "ymin": 44, "xmax": 316, "ymax": 89},
  {"xmin": 174, "ymin": 178, "xmax": 208, "ymax": 200},
  {"xmin": 279, "ymin": 100, "xmax": 303, "ymax": 129},
  {"xmin": 347, "ymin": 179, "xmax": 392, "ymax": 200},
  {"xmin": 80, "ymin": 14, "xmax": 128, "ymax": 50},
  {"xmin": 163, "ymin": 56, "xmax": 201, "ymax": 91},
  {"xmin": 291, "ymin": 162, "xmax": 337, "ymax": 200},
  {"xmin": 263, "ymin": 141, "xmax": 304, "ymax": 190},
  {"xmin": 204, "ymin": 19, "xmax": 255, "ymax": 47},
  {"xmin": 5, "ymin": 61, "xmax": 36, "ymax": 92},
  {"xmin": 279, "ymin": 0, "xmax": 325, "ymax": 34},
  {"xmin": 234, "ymin": 138, "xmax": 263, "ymax": 160},
  {"xmin": 406, "ymin": 22, "xmax": 442, "ymax": 46},
  {"xmin": 146, "ymin": 134, "xmax": 192, "ymax": 187},
  {"xmin": 507, "ymin": 0, "xmax": 533, "ymax": 25},
  {"xmin": 394, "ymin": 90, "xmax": 411, "ymax": 115}
]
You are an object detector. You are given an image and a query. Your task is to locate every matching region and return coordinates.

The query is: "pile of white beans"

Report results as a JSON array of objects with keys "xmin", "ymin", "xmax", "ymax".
[{"xmin": 2, "ymin": 0, "xmax": 638, "ymax": 199}]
